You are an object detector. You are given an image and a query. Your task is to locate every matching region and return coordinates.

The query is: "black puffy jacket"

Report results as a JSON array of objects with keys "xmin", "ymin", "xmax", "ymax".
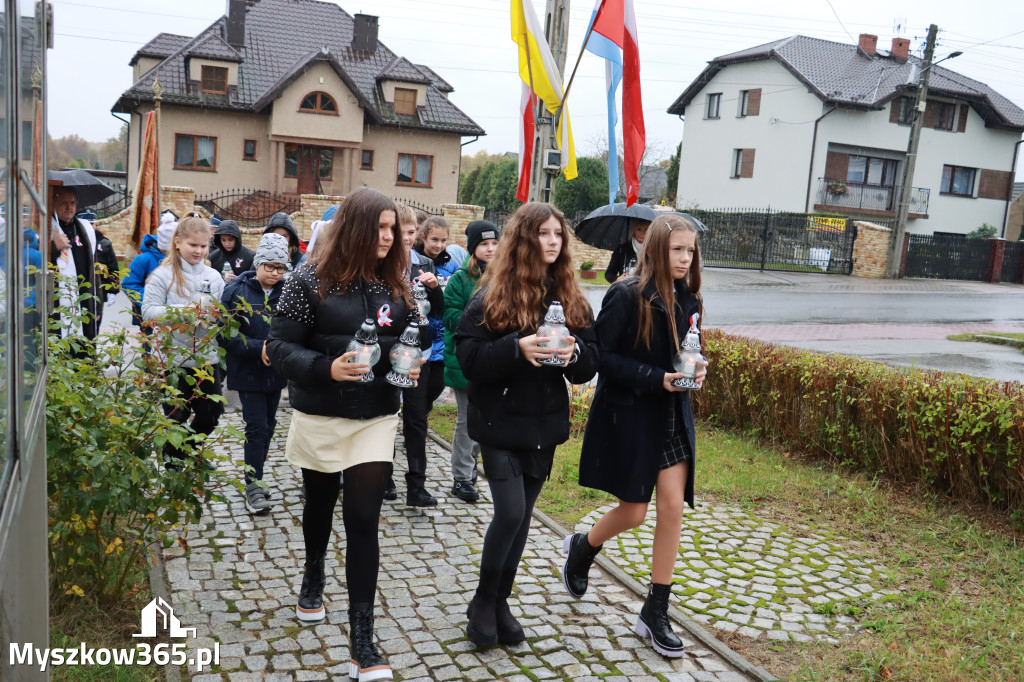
[
  {"xmin": 266, "ymin": 263, "xmax": 423, "ymax": 419},
  {"xmin": 210, "ymin": 220, "xmax": 255, "ymax": 277},
  {"xmin": 455, "ymin": 288, "xmax": 600, "ymax": 450}
]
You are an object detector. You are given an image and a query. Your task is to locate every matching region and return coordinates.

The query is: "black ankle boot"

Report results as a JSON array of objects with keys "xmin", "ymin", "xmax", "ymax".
[
  {"xmin": 466, "ymin": 570, "xmax": 500, "ymax": 647},
  {"xmin": 295, "ymin": 554, "xmax": 327, "ymax": 622},
  {"xmin": 561, "ymin": 533, "xmax": 602, "ymax": 598},
  {"xmin": 495, "ymin": 567, "xmax": 524, "ymax": 644},
  {"xmin": 348, "ymin": 603, "xmax": 392, "ymax": 680},
  {"xmin": 635, "ymin": 583, "xmax": 685, "ymax": 658}
]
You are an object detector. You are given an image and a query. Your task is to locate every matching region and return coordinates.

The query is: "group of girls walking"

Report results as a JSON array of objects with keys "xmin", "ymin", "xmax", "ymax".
[{"xmin": 143, "ymin": 187, "xmax": 706, "ymax": 680}]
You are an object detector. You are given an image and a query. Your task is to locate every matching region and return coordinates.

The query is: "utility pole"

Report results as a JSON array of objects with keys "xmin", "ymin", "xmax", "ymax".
[
  {"xmin": 886, "ymin": 23, "xmax": 938, "ymax": 278},
  {"xmin": 530, "ymin": 0, "xmax": 570, "ymax": 203}
]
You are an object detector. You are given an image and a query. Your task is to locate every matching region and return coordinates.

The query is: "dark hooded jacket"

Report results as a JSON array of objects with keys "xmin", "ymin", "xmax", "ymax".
[
  {"xmin": 263, "ymin": 213, "xmax": 302, "ymax": 268},
  {"xmin": 209, "ymin": 220, "xmax": 255, "ymax": 277},
  {"xmin": 220, "ymin": 270, "xmax": 287, "ymax": 393}
]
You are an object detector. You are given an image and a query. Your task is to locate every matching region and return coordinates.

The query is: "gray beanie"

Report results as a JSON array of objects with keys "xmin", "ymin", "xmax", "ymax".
[{"xmin": 253, "ymin": 233, "xmax": 292, "ymax": 271}]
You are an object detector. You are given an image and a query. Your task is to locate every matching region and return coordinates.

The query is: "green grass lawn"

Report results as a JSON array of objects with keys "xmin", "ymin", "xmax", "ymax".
[
  {"xmin": 947, "ymin": 332, "xmax": 1024, "ymax": 352},
  {"xmin": 428, "ymin": 410, "xmax": 1024, "ymax": 681}
]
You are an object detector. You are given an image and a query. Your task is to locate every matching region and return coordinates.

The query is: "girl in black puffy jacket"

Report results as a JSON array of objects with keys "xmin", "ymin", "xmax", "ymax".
[
  {"xmin": 266, "ymin": 188, "xmax": 422, "ymax": 682},
  {"xmin": 455, "ymin": 202, "xmax": 599, "ymax": 648}
]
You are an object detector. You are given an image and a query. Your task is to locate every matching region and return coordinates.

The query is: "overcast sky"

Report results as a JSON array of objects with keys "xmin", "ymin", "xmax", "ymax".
[{"xmin": 48, "ymin": 0, "xmax": 1024, "ymax": 167}]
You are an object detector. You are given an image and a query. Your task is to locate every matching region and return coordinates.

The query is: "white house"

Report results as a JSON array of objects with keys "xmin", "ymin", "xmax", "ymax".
[{"xmin": 668, "ymin": 34, "xmax": 1024, "ymax": 235}]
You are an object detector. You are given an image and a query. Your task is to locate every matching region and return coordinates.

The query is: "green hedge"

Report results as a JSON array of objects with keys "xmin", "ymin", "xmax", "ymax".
[{"xmin": 692, "ymin": 330, "xmax": 1024, "ymax": 511}]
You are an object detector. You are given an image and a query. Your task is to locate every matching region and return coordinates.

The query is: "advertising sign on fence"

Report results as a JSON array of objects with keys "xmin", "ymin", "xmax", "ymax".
[{"xmin": 806, "ymin": 215, "xmax": 847, "ymax": 233}]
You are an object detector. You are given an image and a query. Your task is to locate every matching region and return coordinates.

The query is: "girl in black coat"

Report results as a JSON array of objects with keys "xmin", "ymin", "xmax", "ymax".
[
  {"xmin": 266, "ymin": 188, "xmax": 421, "ymax": 682},
  {"xmin": 561, "ymin": 214, "xmax": 708, "ymax": 659},
  {"xmin": 455, "ymin": 202, "xmax": 600, "ymax": 648}
]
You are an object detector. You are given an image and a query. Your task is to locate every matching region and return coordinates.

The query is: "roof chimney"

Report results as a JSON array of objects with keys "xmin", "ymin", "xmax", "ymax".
[
  {"xmin": 858, "ymin": 33, "xmax": 878, "ymax": 55},
  {"xmin": 891, "ymin": 37, "xmax": 910, "ymax": 62},
  {"xmin": 352, "ymin": 14, "xmax": 379, "ymax": 53},
  {"xmin": 224, "ymin": 0, "xmax": 247, "ymax": 49}
]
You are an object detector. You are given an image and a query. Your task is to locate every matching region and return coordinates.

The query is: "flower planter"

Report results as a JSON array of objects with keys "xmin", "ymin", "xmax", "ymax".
[{"xmin": 580, "ymin": 270, "xmax": 597, "ymax": 280}]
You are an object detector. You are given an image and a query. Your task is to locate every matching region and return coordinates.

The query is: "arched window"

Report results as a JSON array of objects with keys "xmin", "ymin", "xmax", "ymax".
[{"xmin": 299, "ymin": 91, "xmax": 338, "ymax": 114}]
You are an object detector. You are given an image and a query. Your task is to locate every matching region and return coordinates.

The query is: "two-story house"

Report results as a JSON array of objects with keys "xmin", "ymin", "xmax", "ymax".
[
  {"xmin": 112, "ymin": 0, "xmax": 484, "ymax": 205},
  {"xmin": 668, "ymin": 34, "xmax": 1024, "ymax": 235}
]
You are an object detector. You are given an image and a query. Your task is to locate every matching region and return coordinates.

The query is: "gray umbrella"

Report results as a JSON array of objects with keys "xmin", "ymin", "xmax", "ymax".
[{"xmin": 47, "ymin": 169, "xmax": 115, "ymax": 208}]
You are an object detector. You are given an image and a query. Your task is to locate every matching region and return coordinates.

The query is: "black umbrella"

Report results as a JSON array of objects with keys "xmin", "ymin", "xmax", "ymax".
[
  {"xmin": 47, "ymin": 169, "xmax": 115, "ymax": 209},
  {"xmin": 572, "ymin": 203, "xmax": 659, "ymax": 251}
]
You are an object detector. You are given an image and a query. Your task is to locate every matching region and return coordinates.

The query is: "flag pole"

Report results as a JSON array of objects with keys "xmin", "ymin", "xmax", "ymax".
[{"xmin": 554, "ymin": 21, "xmax": 597, "ymax": 124}]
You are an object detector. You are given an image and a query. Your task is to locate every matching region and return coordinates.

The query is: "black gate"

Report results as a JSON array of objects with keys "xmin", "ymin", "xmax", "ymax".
[
  {"xmin": 691, "ymin": 209, "xmax": 857, "ymax": 275},
  {"xmin": 195, "ymin": 189, "xmax": 300, "ymax": 228},
  {"xmin": 904, "ymin": 234, "xmax": 990, "ymax": 281},
  {"xmin": 1002, "ymin": 241, "xmax": 1024, "ymax": 284}
]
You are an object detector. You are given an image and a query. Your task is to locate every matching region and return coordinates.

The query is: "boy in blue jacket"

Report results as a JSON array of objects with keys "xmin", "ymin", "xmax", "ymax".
[
  {"xmin": 220, "ymin": 233, "xmax": 290, "ymax": 514},
  {"xmin": 122, "ymin": 214, "xmax": 176, "ymax": 340}
]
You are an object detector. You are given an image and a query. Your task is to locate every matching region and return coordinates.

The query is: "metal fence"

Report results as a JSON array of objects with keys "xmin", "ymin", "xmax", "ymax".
[
  {"xmin": 195, "ymin": 189, "xmax": 300, "ymax": 228},
  {"xmin": 393, "ymin": 198, "xmax": 443, "ymax": 216},
  {"xmin": 92, "ymin": 189, "xmax": 132, "ymax": 219},
  {"xmin": 688, "ymin": 208, "xmax": 858, "ymax": 275},
  {"xmin": 904, "ymin": 234, "xmax": 991, "ymax": 281},
  {"xmin": 1002, "ymin": 241, "xmax": 1024, "ymax": 284}
]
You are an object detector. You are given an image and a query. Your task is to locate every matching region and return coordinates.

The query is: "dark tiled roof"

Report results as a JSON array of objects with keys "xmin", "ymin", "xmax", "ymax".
[
  {"xmin": 129, "ymin": 33, "xmax": 191, "ymax": 66},
  {"xmin": 379, "ymin": 56, "xmax": 431, "ymax": 84},
  {"xmin": 415, "ymin": 64, "xmax": 454, "ymax": 93},
  {"xmin": 668, "ymin": 35, "xmax": 1024, "ymax": 131},
  {"xmin": 185, "ymin": 33, "xmax": 243, "ymax": 63},
  {"xmin": 113, "ymin": 0, "xmax": 484, "ymax": 136}
]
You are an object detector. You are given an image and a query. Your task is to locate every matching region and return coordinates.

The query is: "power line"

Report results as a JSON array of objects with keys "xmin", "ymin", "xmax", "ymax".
[{"xmin": 822, "ymin": 0, "xmax": 855, "ymax": 42}]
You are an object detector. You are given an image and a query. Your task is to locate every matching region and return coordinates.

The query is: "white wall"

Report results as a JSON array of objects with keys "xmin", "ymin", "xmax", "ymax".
[{"xmin": 675, "ymin": 60, "xmax": 821, "ymax": 211}]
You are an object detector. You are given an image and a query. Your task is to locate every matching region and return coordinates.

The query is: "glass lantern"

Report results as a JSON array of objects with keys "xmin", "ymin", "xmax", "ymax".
[
  {"xmin": 386, "ymin": 325, "xmax": 421, "ymax": 388},
  {"xmin": 671, "ymin": 313, "xmax": 706, "ymax": 390},
  {"xmin": 413, "ymin": 280, "xmax": 431, "ymax": 322},
  {"xmin": 346, "ymin": 318, "xmax": 381, "ymax": 383},
  {"xmin": 625, "ymin": 257, "xmax": 638, "ymax": 277},
  {"xmin": 536, "ymin": 301, "xmax": 573, "ymax": 367}
]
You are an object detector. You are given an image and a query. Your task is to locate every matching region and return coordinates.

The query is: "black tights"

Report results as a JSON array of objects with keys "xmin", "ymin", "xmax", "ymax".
[
  {"xmin": 479, "ymin": 471, "xmax": 546, "ymax": 596},
  {"xmin": 301, "ymin": 462, "xmax": 391, "ymax": 605}
]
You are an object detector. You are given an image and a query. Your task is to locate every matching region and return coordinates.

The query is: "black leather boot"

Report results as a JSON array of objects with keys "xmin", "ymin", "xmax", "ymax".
[
  {"xmin": 635, "ymin": 583, "xmax": 685, "ymax": 658},
  {"xmin": 348, "ymin": 603, "xmax": 392, "ymax": 680},
  {"xmin": 465, "ymin": 570, "xmax": 500, "ymax": 647},
  {"xmin": 295, "ymin": 554, "xmax": 327, "ymax": 622},
  {"xmin": 495, "ymin": 567, "xmax": 525, "ymax": 645},
  {"xmin": 561, "ymin": 533, "xmax": 602, "ymax": 598}
]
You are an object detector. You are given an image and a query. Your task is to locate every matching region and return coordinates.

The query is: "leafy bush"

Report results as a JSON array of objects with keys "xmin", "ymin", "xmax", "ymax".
[
  {"xmin": 967, "ymin": 223, "xmax": 998, "ymax": 239},
  {"xmin": 579, "ymin": 260, "xmax": 595, "ymax": 271},
  {"xmin": 47, "ymin": 302, "xmax": 241, "ymax": 606},
  {"xmin": 692, "ymin": 330, "xmax": 1024, "ymax": 511}
]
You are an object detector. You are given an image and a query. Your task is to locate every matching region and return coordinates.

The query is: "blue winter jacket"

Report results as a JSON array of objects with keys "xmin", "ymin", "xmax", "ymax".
[
  {"xmin": 0, "ymin": 242, "xmax": 43, "ymax": 308},
  {"xmin": 121, "ymin": 234, "xmax": 164, "ymax": 311},
  {"xmin": 416, "ymin": 248, "xmax": 459, "ymax": 362},
  {"xmin": 220, "ymin": 270, "xmax": 287, "ymax": 393}
]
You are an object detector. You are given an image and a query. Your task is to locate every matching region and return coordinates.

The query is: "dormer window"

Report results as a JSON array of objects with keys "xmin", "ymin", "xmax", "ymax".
[
  {"xmin": 201, "ymin": 65, "xmax": 228, "ymax": 94},
  {"xmin": 394, "ymin": 87, "xmax": 417, "ymax": 115},
  {"xmin": 299, "ymin": 91, "xmax": 338, "ymax": 114}
]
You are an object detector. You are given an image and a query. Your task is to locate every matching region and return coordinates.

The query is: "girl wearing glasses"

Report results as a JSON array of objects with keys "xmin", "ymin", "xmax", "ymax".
[{"xmin": 220, "ymin": 233, "xmax": 292, "ymax": 515}]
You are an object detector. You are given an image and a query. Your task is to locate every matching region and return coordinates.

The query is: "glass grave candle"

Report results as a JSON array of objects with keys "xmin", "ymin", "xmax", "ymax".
[
  {"xmin": 385, "ymin": 325, "xmax": 421, "ymax": 388},
  {"xmin": 671, "ymin": 313, "xmax": 706, "ymax": 390},
  {"xmin": 536, "ymin": 301, "xmax": 573, "ymax": 367},
  {"xmin": 346, "ymin": 318, "xmax": 381, "ymax": 383}
]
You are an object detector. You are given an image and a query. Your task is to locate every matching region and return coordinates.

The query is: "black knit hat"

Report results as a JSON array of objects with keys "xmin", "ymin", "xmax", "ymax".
[{"xmin": 466, "ymin": 220, "xmax": 499, "ymax": 255}]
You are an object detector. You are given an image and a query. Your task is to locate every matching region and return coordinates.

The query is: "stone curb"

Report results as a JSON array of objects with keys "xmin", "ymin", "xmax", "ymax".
[
  {"xmin": 144, "ymin": 541, "xmax": 181, "ymax": 682},
  {"xmin": 426, "ymin": 431, "xmax": 780, "ymax": 682}
]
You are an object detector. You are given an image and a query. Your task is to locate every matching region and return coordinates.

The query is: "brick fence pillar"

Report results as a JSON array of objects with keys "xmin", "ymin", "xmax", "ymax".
[
  {"xmin": 898, "ymin": 232, "xmax": 911, "ymax": 278},
  {"xmin": 441, "ymin": 204, "xmax": 486, "ymax": 248},
  {"xmin": 850, "ymin": 221, "xmax": 892, "ymax": 278},
  {"xmin": 987, "ymin": 237, "xmax": 1006, "ymax": 283}
]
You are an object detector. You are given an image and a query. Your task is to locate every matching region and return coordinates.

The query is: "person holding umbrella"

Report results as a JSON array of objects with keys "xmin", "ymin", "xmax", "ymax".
[
  {"xmin": 605, "ymin": 219, "xmax": 650, "ymax": 283},
  {"xmin": 50, "ymin": 186, "xmax": 102, "ymax": 343}
]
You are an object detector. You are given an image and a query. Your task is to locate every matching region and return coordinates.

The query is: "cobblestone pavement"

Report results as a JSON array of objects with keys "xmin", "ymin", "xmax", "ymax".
[
  {"xmin": 577, "ymin": 505, "xmax": 895, "ymax": 644},
  {"xmin": 167, "ymin": 407, "xmax": 759, "ymax": 682}
]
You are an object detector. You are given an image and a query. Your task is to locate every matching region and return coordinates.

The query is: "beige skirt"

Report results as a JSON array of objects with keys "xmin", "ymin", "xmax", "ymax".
[{"xmin": 285, "ymin": 410, "xmax": 399, "ymax": 473}]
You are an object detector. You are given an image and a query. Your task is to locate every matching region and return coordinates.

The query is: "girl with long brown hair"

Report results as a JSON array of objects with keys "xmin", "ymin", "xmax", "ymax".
[
  {"xmin": 266, "ymin": 187, "xmax": 422, "ymax": 681},
  {"xmin": 561, "ymin": 214, "xmax": 708, "ymax": 658},
  {"xmin": 454, "ymin": 202, "xmax": 599, "ymax": 648}
]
